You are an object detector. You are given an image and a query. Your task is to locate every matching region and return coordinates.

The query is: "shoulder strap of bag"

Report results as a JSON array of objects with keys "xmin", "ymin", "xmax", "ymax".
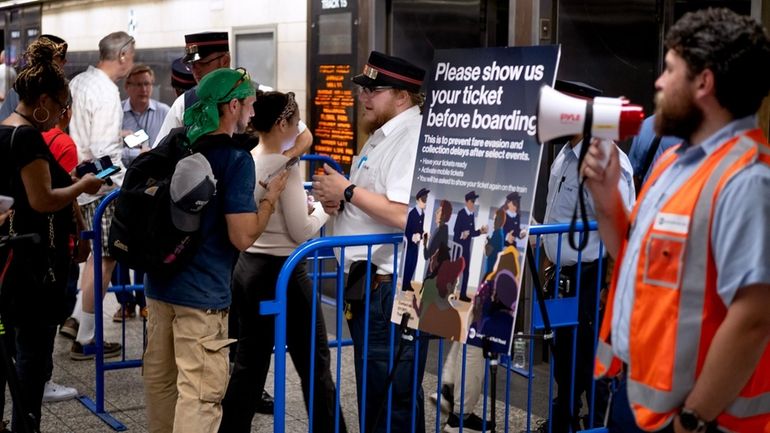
[
  {"xmin": 633, "ymin": 135, "xmax": 663, "ymax": 192},
  {"xmin": 640, "ymin": 135, "xmax": 663, "ymax": 180}
]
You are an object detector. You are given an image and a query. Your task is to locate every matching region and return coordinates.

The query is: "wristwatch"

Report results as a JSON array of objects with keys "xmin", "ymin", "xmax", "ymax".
[
  {"xmin": 344, "ymin": 184, "xmax": 356, "ymax": 203},
  {"xmin": 679, "ymin": 407, "xmax": 711, "ymax": 432}
]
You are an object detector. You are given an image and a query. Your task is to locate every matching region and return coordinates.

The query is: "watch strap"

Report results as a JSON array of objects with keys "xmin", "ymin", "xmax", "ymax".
[
  {"xmin": 344, "ymin": 184, "xmax": 357, "ymax": 203},
  {"xmin": 679, "ymin": 407, "xmax": 711, "ymax": 433}
]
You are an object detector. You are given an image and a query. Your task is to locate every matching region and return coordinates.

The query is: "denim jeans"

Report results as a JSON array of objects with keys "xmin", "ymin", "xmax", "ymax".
[
  {"xmin": 608, "ymin": 375, "xmax": 729, "ymax": 433},
  {"xmin": 608, "ymin": 375, "xmax": 668, "ymax": 433},
  {"xmin": 347, "ymin": 280, "xmax": 429, "ymax": 433},
  {"xmin": 112, "ymin": 265, "xmax": 146, "ymax": 308}
]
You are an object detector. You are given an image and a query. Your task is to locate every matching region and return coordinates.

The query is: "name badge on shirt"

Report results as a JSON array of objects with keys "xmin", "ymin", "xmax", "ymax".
[{"xmin": 653, "ymin": 212, "xmax": 690, "ymax": 234}]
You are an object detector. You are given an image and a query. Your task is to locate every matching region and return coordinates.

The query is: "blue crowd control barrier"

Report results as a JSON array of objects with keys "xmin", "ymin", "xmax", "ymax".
[
  {"xmin": 300, "ymin": 154, "xmax": 346, "ymax": 297},
  {"xmin": 77, "ymin": 189, "xmax": 144, "ymax": 431},
  {"xmin": 75, "ymin": 192, "xmax": 608, "ymax": 433},
  {"xmin": 302, "ymin": 154, "xmax": 346, "ymax": 190},
  {"xmin": 301, "ymin": 153, "xmax": 344, "ymax": 174},
  {"xmin": 526, "ymin": 221, "xmax": 605, "ymax": 433},
  {"xmin": 263, "ymin": 233, "xmax": 403, "ymax": 433},
  {"xmin": 267, "ymin": 222, "xmax": 608, "ymax": 433}
]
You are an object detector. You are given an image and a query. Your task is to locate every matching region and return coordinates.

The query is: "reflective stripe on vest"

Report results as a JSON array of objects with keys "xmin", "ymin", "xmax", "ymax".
[
  {"xmin": 594, "ymin": 148, "xmax": 680, "ymax": 380},
  {"xmin": 605, "ymin": 130, "xmax": 770, "ymax": 431}
]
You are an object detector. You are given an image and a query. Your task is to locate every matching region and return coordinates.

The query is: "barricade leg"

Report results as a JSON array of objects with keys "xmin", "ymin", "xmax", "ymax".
[
  {"xmin": 286, "ymin": 264, "xmax": 347, "ymax": 432},
  {"xmin": 77, "ymin": 190, "xmax": 145, "ymax": 432}
]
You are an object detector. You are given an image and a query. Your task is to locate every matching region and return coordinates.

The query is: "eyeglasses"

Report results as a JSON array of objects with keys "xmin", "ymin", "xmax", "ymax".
[
  {"xmin": 53, "ymin": 94, "xmax": 71, "ymax": 118},
  {"xmin": 127, "ymin": 81, "xmax": 153, "ymax": 88},
  {"xmin": 191, "ymin": 53, "xmax": 227, "ymax": 67},
  {"xmin": 222, "ymin": 68, "xmax": 250, "ymax": 101},
  {"xmin": 357, "ymin": 86, "xmax": 394, "ymax": 97}
]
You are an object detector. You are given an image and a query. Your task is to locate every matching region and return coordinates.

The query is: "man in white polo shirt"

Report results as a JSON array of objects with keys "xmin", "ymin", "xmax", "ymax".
[{"xmin": 312, "ymin": 51, "xmax": 428, "ymax": 433}]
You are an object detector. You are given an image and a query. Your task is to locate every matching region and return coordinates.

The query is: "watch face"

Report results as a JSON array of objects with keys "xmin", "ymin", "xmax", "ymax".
[
  {"xmin": 344, "ymin": 185, "xmax": 355, "ymax": 202},
  {"xmin": 679, "ymin": 412, "xmax": 699, "ymax": 430}
]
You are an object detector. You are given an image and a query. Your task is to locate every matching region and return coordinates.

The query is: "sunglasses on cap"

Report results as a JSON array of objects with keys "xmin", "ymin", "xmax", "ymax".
[
  {"xmin": 222, "ymin": 67, "xmax": 251, "ymax": 101},
  {"xmin": 190, "ymin": 53, "xmax": 227, "ymax": 67}
]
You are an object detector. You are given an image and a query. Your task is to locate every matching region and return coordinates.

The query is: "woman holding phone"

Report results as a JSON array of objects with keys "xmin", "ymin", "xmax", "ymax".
[
  {"xmin": 220, "ymin": 91, "xmax": 346, "ymax": 432},
  {"xmin": 0, "ymin": 38, "xmax": 102, "ymax": 431}
]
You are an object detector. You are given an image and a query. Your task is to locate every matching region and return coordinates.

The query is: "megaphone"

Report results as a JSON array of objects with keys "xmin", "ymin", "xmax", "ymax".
[{"xmin": 537, "ymin": 85, "xmax": 644, "ymax": 143}]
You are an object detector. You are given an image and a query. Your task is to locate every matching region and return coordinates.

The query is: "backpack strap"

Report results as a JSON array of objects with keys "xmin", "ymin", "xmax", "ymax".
[
  {"xmin": 184, "ymin": 87, "xmax": 199, "ymax": 110},
  {"xmin": 633, "ymin": 135, "xmax": 663, "ymax": 192},
  {"xmin": 640, "ymin": 135, "xmax": 663, "ymax": 179}
]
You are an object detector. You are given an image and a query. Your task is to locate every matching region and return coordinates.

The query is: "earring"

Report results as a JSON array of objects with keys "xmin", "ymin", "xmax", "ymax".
[{"xmin": 33, "ymin": 107, "xmax": 50, "ymax": 124}]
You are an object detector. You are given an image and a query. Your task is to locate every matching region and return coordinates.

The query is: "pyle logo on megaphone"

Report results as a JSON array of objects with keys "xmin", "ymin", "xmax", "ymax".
[{"xmin": 537, "ymin": 85, "xmax": 644, "ymax": 143}]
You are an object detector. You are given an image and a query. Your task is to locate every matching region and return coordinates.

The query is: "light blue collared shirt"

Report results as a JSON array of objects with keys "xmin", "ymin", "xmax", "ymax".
[
  {"xmin": 543, "ymin": 139, "xmax": 635, "ymax": 266},
  {"xmin": 612, "ymin": 115, "xmax": 770, "ymax": 363},
  {"xmin": 121, "ymin": 98, "xmax": 170, "ymax": 167},
  {"xmin": 122, "ymin": 98, "xmax": 170, "ymax": 146}
]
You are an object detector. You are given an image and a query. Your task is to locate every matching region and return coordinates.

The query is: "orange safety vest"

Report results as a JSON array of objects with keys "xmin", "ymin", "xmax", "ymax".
[{"xmin": 594, "ymin": 129, "xmax": 770, "ymax": 432}]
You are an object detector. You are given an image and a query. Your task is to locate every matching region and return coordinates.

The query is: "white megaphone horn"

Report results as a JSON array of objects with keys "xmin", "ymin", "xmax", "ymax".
[{"xmin": 536, "ymin": 85, "xmax": 645, "ymax": 144}]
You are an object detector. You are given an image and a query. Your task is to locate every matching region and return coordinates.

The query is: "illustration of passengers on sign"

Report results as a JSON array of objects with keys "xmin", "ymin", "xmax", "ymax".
[{"xmin": 392, "ymin": 45, "xmax": 560, "ymax": 353}]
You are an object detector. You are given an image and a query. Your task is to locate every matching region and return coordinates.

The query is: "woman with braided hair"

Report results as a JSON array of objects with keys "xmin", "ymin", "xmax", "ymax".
[{"xmin": 0, "ymin": 38, "xmax": 103, "ymax": 431}]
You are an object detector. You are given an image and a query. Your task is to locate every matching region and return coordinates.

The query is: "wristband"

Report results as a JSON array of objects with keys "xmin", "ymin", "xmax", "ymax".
[{"xmin": 344, "ymin": 184, "xmax": 356, "ymax": 203}]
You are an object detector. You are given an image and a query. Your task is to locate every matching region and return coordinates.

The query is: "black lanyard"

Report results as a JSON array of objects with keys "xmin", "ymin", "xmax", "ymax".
[{"xmin": 129, "ymin": 108, "xmax": 149, "ymax": 133}]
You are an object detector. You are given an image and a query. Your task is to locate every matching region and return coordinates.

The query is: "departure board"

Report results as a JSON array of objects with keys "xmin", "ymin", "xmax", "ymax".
[
  {"xmin": 312, "ymin": 64, "xmax": 355, "ymax": 167},
  {"xmin": 310, "ymin": 2, "xmax": 358, "ymax": 173}
]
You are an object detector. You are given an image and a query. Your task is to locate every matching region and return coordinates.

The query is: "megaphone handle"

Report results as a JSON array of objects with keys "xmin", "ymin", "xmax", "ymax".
[
  {"xmin": 569, "ymin": 180, "xmax": 591, "ymax": 251},
  {"xmin": 567, "ymin": 101, "xmax": 594, "ymax": 252}
]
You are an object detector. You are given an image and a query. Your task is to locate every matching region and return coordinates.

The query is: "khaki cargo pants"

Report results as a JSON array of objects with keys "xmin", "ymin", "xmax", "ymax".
[{"xmin": 142, "ymin": 298, "xmax": 235, "ymax": 433}]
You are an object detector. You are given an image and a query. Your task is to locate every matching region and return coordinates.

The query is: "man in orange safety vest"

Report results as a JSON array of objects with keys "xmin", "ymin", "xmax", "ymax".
[{"xmin": 582, "ymin": 7, "xmax": 770, "ymax": 433}]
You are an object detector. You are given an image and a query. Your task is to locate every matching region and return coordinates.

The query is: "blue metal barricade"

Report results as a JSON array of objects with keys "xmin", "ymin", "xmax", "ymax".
[
  {"xmin": 267, "ymin": 222, "xmax": 610, "ymax": 433},
  {"xmin": 302, "ymin": 154, "xmax": 345, "ymax": 190},
  {"xmin": 301, "ymin": 153, "xmax": 345, "ymax": 305},
  {"xmin": 526, "ymin": 222, "xmax": 607, "ymax": 433},
  {"xmin": 262, "ymin": 233, "xmax": 404, "ymax": 433},
  {"xmin": 77, "ymin": 189, "xmax": 143, "ymax": 431},
  {"xmin": 73, "ymin": 187, "xmax": 610, "ymax": 433}
]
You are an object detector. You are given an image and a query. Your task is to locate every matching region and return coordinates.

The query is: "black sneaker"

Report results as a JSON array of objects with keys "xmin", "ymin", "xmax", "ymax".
[
  {"xmin": 255, "ymin": 389, "xmax": 274, "ymax": 415},
  {"xmin": 445, "ymin": 412, "xmax": 495, "ymax": 433},
  {"xmin": 70, "ymin": 340, "xmax": 122, "ymax": 360}
]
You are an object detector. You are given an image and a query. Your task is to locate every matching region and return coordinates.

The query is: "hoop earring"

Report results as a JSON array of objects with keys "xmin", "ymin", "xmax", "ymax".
[{"xmin": 33, "ymin": 107, "xmax": 50, "ymax": 124}]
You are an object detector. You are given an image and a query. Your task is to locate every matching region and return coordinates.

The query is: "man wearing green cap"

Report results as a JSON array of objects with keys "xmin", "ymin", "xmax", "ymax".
[{"xmin": 142, "ymin": 68, "xmax": 288, "ymax": 433}]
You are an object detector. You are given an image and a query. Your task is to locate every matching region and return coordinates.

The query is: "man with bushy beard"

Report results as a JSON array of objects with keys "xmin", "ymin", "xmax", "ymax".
[
  {"xmin": 583, "ymin": 8, "xmax": 770, "ymax": 433},
  {"xmin": 312, "ymin": 51, "xmax": 428, "ymax": 433}
]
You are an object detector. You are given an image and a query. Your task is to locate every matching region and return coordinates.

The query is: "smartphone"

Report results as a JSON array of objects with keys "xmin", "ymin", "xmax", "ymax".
[
  {"xmin": 124, "ymin": 129, "xmax": 150, "ymax": 148},
  {"xmin": 0, "ymin": 195, "xmax": 13, "ymax": 213},
  {"xmin": 76, "ymin": 155, "xmax": 115, "ymax": 178},
  {"xmin": 95, "ymin": 165, "xmax": 121, "ymax": 180},
  {"xmin": 260, "ymin": 157, "xmax": 299, "ymax": 188}
]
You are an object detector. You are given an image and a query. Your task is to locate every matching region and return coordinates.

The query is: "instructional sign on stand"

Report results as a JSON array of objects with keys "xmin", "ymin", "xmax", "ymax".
[{"xmin": 391, "ymin": 45, "xmax": 560, "ymax": 353}]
